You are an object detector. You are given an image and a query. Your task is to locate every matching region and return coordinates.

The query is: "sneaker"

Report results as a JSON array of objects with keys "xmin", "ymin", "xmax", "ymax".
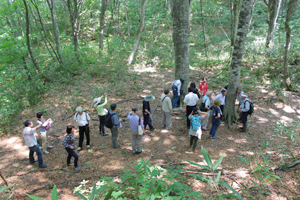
[
  {"xmin": 87, "ymin": 145, "xmax": 91, "ymax": 149},
  {"xmin": 47, "ymin": 146, "xmax": 53, "ymax": 149},
  {"xmin": 75, "ymin": 166, "xmax": 80, "ymax": 171},
  {"xmin": 30, "ymin": 160, "xmax": 38, "ymax": 164},
  {"xmin": 136, "ymin": 151, "xmax": 142, "ymax": 155},
  {"xmin": 68, "ymin": 163, "xmax": 74, "ymax": 166},
  {"xmin": 44, "ymin": 151, "xmax": 49, "ymax": 154},
  {"xmin": 103, "ymin": 134, "xmax": 108, "ymax": 136},
  {"xmin": 113, "ymin": 145, "xmax": 120, "ymax": 148},
  {"xmin": 166, "ymin": 126, "xmax": 172, "ymax": 130},
  {"xmin": 77, "ymin": 147, "xmax": 82, "ymax": 151},
  {"xmin": 211, "ymin": 137, "xmax": 218, "ymax": 140},
  {"xmin": 150, "ymin": 128, "xmax": 156, "ymax": 131},
  {"xmin": 39, "ymin": 165, "xmax": 47, "ymax": 168}
]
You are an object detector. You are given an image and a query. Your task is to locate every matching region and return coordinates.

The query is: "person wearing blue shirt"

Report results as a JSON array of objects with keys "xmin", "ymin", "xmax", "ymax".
[
  {"xmin": 200, "ymin": 91, "xmax": 212, "ymax": 131},
  {"xmin": 238, "ymin": 93, "xmax": 250, "ymax": 132},
  {"xmin": 208, "ymin": 100, "xmax": 222, "ymax": 140},
  {"xmin": 172, "ymin": 78, "xmax": 184, "ymax": 107}
]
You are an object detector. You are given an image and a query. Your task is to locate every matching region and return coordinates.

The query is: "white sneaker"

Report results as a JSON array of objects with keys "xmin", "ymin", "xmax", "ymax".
[
  {"xmin": 48, "ymin": 146, "xmax": 53, "ymax": 149},
  {"xmin": 77, "ymin": 147, "xmax": 82, "ymax": 151},
  {"xmin": 87, "ymin": 145, "xmax": 90, "ymax": 149},
  {"xmin": 44, "ymin": 151, "xmax": 49, "ymax": 154}
]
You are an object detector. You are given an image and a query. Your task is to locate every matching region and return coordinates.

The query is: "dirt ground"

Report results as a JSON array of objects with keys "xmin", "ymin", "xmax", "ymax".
[{"xmin": 1, "ymin": 67, "xmax": 300, "ymax": 199}]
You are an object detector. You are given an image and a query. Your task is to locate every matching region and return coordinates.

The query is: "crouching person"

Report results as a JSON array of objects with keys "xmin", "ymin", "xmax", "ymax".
[
  {"xmin": 128, "ymin": 107, "xmax": 145, "ymax": 154},
  {"xmin": 239, "ymin": 93, "xmax": 250, "ymax": 132},
  {"xmin": 62, "ymin": 125, "xmax": 80, "ymax": 171}
]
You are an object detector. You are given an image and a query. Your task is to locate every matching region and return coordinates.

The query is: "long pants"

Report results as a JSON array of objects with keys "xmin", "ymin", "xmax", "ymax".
[
  {"xmin": 65, "ymin": 147, "xmax": 79, "ymax": 167},
  {"xmin": 131, "ymin": 130, "xmax": 143, "ymax": 153},
  {"xmin": 40, "ymin": 131, "xmax": 49, "ymax": 152},
  {"xmin": 172, "ymin": 90, "xmax": 179, "ymax": 107},
  {"xmin": 143, "ymin": 114, "xmax": 155, "ymax": 130},
  {"xmin": 29, "ymin": 145, "xmax": 44, "ymax": 167},
  {"xmin": 209, "ymin": 122, "xmax": 220, "ymax": 138},
  {"xmin": 78, "ymin": 126, "xmax": 90, "ymax": 148},
  {"xmin": 111, "ymin": 127, "xmax": 119, "ymax": 147},
  {"xmin": 190, "ymin": 135, "xmax": 198, "ymax": 151},
  {"xmin": 186, "ymin": 105, "xmax": 196, "ymax": 128},
  {"xmin": 242, "ymin": 112, "xmax": 248, "ymax": 126},
  {"xmin": 98, "ymin": 115, "xmax": 106, "ymax": 134},
  {"xmin": 162, "ymin": 111, "xmax": 172, "ymax": 127},
  {"xmin": 201, "ymin": 112, "xmax": 210, "ymax": 129},
  {"xmin": 220, "ymin": 105, "xmax": 224, "ymax": 120}
]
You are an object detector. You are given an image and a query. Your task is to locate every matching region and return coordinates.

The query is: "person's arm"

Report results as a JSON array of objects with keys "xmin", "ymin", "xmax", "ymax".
[
  {"xmin": 62, "ymin": 135, "xmax": 71, "ymax": 148},
  {"xmin": 100, "ymin": 96, "xmax": 108, "ymax": 106},
  {"xmin": 199, "ymin": 111, "xmax": 208, "ymax": 118},
  {"xmin": 86, "ymin": 113, "xmax": 91, "ymax": 127},
  {"xmin": 215, "ymin": 108, "xmax": 221, "ymax": 119},
  {"xmin": 241, "ymin": 101, "xmax": 250, "ymax": 112},
  {"xmin": 188, "ymin": 111, "xmax": 194, "ymax": 118},
  {"xmin": 73, "ymin": 114, "xmax": 78, "ymax": 129}
]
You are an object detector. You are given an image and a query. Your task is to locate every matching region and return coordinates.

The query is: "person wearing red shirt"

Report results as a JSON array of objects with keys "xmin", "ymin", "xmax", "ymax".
[{"xmin": 199, "ymin": 77, "xmax": 208, "ymax": 95}]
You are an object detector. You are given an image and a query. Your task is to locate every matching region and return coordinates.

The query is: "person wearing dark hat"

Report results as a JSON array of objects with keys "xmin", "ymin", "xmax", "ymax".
[
  {"xmin": 128, "ymin": 107, "xmax": 145, "ymax": 154},
  {"xmin": 171, "ymin": 78, "xmax": 185, "ymax": 107},
  {"xmin": 143, "ymin": 94, "xmax": 156, "ymax": 131},
  {"xmin": 238, "ymin": 93, "xmax": 250, "ymax": 132},
  {"xmin": 161, "ymin": 89, "xmax": 173, "ymax": 129},
  {"xmin": 108, "ymin": 103, "xmax": 121, "ymax": 148},
  {"xmin": 212, "ymin": 88, "xmax": 227, "ymax": 120},
  {"xmin": 184, "ymin": 87, "xmax": 199, "ymax": 128}
]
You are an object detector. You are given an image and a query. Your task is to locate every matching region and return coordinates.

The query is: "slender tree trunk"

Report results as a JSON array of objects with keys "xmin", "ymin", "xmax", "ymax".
[
  {"xmin": 127, "ymin": 0, "xmax": 146, "ymax": 65},
  {"xmin": 231, "ymin": 0, "xmax": 241, "ymax": 46},
  {"xmin": 99, "ymin": 0, "xmax": 109, "ymax": 51},
  {"xmin": 265, "ymin": 0, "xmax": 282, "ymax": 47},
  {"xmin": 200, "ymin": 0, "xmax": 207, "ymax": 66},
  {"xmin": 124, "ymin": 0, "xmax": 130, "ymax": 37},
  {"xmin": 223, "ymin": 0, "xmax": 255, "ymax": 129},
  {"xmin": 283, "ymin": 0, "xmax": 298, "ymax": 90},
  {"xmin": 170, "ymin": 0, "xmax": 190, "ymax": 99}
]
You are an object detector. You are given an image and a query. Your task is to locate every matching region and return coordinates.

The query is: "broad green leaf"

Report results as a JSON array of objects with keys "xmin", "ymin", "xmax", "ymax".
[
  {"xmin": 186, "ymin": 160, "xmax": 210, "ymax": 171},
  {"xmin": 216, "ymin": 171, "xmax": 221, "ymax": 183},
  {"xmin": 171, "ymin": 146, "xmax": 176, "ymax": 150},
  {"xmin": 104, "ymin": 188, "xmax": 114, "ymax": 200},
  {"xmin": 157, "ymin": 184, "xmax": 162, "ymax": 193},
  {"xmin": 266, "ymin": 178, "xmax": 276, "ymax": 183},
  {"xmin": 26, "ymin": 194, "xmax": 44, "ymax": 200},
  {"xmin": 52, "ymin": 185, "xmax": 57, "ymax": 200},
  {"xmin": 212, "ymin": 155, "xmax": 225, "ymax": 171},
  {"xmin": 251, "ymin": 166, "xmax": 261, "ymax": 173},
  {"xmin": 201, "ymin": 146, "xmax": 212, "ymax": 169},
  {"xmin": 75, "ymin": 192, "xmax": 87, "ymax": 200},
  {"xmin": 84, "ymin": 161, "xmax": 91, "ymax": 166},
  {"xmin": 89, "ymin": 184, "xmax": 96, "ymax": 200},
  {"xmin": 0, "ymin": 185, "xmax": 13, "ymax": 193},
  {"xmin": 219, "ymin": 181, "xmax": 242, "ymax": 199}
]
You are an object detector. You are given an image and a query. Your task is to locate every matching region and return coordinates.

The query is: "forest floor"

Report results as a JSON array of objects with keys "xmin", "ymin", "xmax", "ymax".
[{"xmin": 1, "ymin": 66, "xmax": 300, "ymax": 200}]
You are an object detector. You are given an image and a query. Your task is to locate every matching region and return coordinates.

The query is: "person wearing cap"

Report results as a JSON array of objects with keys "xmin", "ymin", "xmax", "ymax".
[
  {"xmin": 94, "ymin": 94, "xmax": 108, "ymax": 136},
  {"xmin": 212, "ymin": 88, "xmax": 227, "ymax": 120},
  {"xmin": 161, "ymin": 89, "xmax": 173, "ymax": 129},
  {"xmin": 108, "ymin": 103, "xmax": 121, "ymax": 148},
  {"xmin": 238, "ymin": 93, "xmax": 250, "ymax": 132},
  {"xmin": 200, "ymin": 91, "xmax": 212, "ymax": 131},
  {"xmin": 128, "ymin": 107, "xmax": 145, "ymax": 154},
  {"xmin": 143, "ymin": 94, "xmax": 156, "ymax": 131},
  {"xmin": 183, "ymin": 87, "xmax": 199, "ymax": 128},
  {"xmin": 236, "ymin": 87, "xmax": 243, "ymax": 121},
  {"xmin": 62, "ymin": 125, "xmax": 80, "ymax": 171},
  {"xmin": 199, "ymin": 77, "xmax": 208, "ymax": 96},
  {"xmin": 73, "ymin": 106, "xmax": 91, "ymax": 151},
  {"xmin": 208, "ymin": 100, "xmax": 222, "ymax": 140},
  {"xmin": 171, "ymin": 78, "xmax": 185, "ymax": 107},
  {"xmin": 188, "ymin": 107, "xmax": 208, "ymax": 151}
]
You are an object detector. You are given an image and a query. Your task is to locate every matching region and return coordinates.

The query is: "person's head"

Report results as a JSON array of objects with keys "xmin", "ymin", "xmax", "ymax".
[
  {"xmin": 241, "ymin": 93, "xmax": 247, "ymax": 100},
  {"xmin": 206, "ymin": 91, "xmax": 212, "ymax": 97},
  {"xmin": 237, "ymin": 86, "xmax": 242, "ymax": 94},
  {"xmin": 214, "ymin": 100, "xmax": 221, "ymax": 107},
  {"xmin": 180, "ymin": 78, "xmax": 185, "ymax": 84},
  {"xmin": 192, "ymin": 107, "xmax": 199, "ymax": 115},
  {"xmin": 36, "ymin": 112, "xmax": 43, "ymax": 119},
  {"xmin": 132, "ymin": 107, "xmax": 139, "ymax": 115},
  {"xmin": 190, "ymin": 82, "xmax": 196, "ymax": 89},
  {"xmin": 24, "ymin": 120, "xmax": 33, "ymax": 127},
  {"xmin": 111, "ymin": 103, "xmax": 117, "ymax": 111},
  {"xmin": 188, "ymin": 87, "xmax": 193, "ymax": 93},
  {"xmin": 164, "ymin": 89, "xmax": 170, "ymax": 95},
  {"xmin": 202, "ymin": 77, "xmax": 207, "ymax": 82},
  {"xmin": 221, "ymin": 88, "xmax": 227, "ymax": 96},
  {"xmin": 76, "ymin": 106, "xmax": 83, "ymax": 115},
  {"xmin": 66, "ymin": 125, "xmax": 74, "ymax": 134}
]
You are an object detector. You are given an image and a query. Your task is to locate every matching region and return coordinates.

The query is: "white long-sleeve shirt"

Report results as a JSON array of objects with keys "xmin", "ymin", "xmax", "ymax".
[
  {"xmin": 172, "ymin": 80, "xmax": 182, "ymax": 95},
  {"xmin": 213, "ymin": 93, "xmax": 226, "ymax": 105}
]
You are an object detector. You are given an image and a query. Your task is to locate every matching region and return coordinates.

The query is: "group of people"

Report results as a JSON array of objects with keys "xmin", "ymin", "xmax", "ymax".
[{"xmin": 22, "ymin": 76, "xmax": 251, "ymax": 169}]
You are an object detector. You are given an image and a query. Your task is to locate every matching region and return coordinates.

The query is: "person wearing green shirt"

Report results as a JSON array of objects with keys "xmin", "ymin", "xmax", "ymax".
[{"xmin": 94, "ymin": 94, "xmax": 108, "ymax": 136}]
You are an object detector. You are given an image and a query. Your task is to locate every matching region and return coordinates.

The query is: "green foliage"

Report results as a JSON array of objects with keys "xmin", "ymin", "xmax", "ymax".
[
  {"xmin": 0, "ymin": 184, "xmax": 13, "ymax": 199},
  {"xmin": 274, "ymin": 120, "xmax": 300, "ymax": 142}
]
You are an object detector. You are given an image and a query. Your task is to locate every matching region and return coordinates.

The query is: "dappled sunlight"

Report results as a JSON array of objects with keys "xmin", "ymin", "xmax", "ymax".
[
  {"xmin": 269, "ymin": 108, "xmax": 280, "ymax": 117},
  {"xmin": 133, "ymin": 65, "xmax": 157, "ymax": 73},
  {"xmin": 280, "ymin": 115, "xmax": 292, "ymax": 123},
  {"xmin": 234, "ymin": 138, "xmax": 248, "ymax": 144},
  {"xmin": 104, "ymin": 160, "xmax": 125, "ymax": 170},
  {"xmin": 239, "ymin": 151, "xmax": 254, "ymax": 156},
  {"xmin": 226, "ymin": 148, "xmax": 236, "ymax": 153},
  {"xmin": 142, "ymin": 89, "xmax": 151, "ymax": 93},
  {"xmin": 165, "ymin": 150, "xmax": 176, "ymax": 154},
  {"xmin": 160, "ymin": 129, "xmax": 169, "ymax": 134},
  {"xmin": 255, "ymin": 116, "xmax": 269, "ymax": 123},
  {"xmin": 163, "ymin": 138, "xmax": 171, "ymax": 145},
  {"xmin": 233, "ymin": 169, "xmax": 249, "ymax": 178}
]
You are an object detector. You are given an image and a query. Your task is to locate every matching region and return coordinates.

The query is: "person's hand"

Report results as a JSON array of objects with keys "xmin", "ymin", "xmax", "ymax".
[
  {"xmin": 70, "ymin": 146, "xmax": 74, "ymax": 149},
  {"xmin": 238, "ymin": 108, "xmax": 242, "ymax": 112},
  {"xmin": 143, "ymin": 132, "xmax": 145, "ymax": 135}
]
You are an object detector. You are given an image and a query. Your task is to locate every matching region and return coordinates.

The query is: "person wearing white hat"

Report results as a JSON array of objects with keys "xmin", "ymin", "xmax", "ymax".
[
  {"xmin": 238, "ymin": 93, "xmax": 250, "ymax": 132},
  {"xmin": 94, "ymin": 94, "xmax": 108, "ymax": 136},
  {"xmin": 73, "ymin": 106, "xmax": 91, "ymax": 150},
  {"xmin": 143, "ymin": 94, "xmax": 156, "ymax": 131}
]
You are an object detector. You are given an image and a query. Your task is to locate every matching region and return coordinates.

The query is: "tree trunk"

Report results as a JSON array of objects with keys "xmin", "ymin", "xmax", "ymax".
[
  {"xmin": 223, "ymin": 0, "xmax": 255, "ymax": 129},
  {"xmin": 231, "ymin": 0, "xmax": 242, "ymax": 46},
  {"xmin": 265, "ymin": 0, "xmax": 282, "ymax": 47},
  {"xmin": 124, "ymin": 0, "xmax": 130, "ymax": 37},
  {"xmin": 283, "ymin": 0, "xmax": 298, "ymax": 90},
  {"xmin": 99, "ymin": 0, "xmax": 110, "ymax": 51},
  {"xmin": 127, "ymin": 0, "xmax": 146, "ymax": 65},
  {"xmin": 170, "ymin": 0, "xmax": 190, "ymax": 99}
]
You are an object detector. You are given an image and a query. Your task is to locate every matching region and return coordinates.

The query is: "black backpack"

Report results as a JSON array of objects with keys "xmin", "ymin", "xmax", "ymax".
[
  {"xmin": 105, "ymin": 111, "xmax": 116, "ymax": 128},
  {"xmin": 245, "ymin": 100, "xmax": 254, "ymax": 116}
]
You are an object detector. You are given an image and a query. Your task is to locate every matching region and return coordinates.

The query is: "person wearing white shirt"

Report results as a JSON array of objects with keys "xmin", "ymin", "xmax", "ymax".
[
  {"xmin": 161, "ymin": 89, "xmax": 173, "ymax": 129},
  {"xmin": 212, "ymin": 88, "xmax": 227, "ymax": 120},
  {"xmin": 238, "ymin": 93, "xmax": 250, "ymax": 132},
  {"xmin": 73, "ymin": 106, "xmax": 91, "ymax": 151},
  {"xmin": 171, "ymin": 78, "xmax": 185, "ymax": 107},
  {"xmin": 183, "ymin": 87, "xmax": 199, "ymax": 128}
]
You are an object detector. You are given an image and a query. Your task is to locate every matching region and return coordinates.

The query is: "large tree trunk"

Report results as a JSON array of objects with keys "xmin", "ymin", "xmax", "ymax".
[
  {"xmin": 127, "ymin": 0, "xmax": 146, "ymax": 65},
  {"xmin": 223, "ymin": 0, "xmax": 255, "ymax": 129},
  {"xmin": 231, "ymin": 0, "xmax": 242, "ymax": 46},
  {"xmin": 170, "ymin": 0, "xmax": 190, "ymax": 99},
  {"xmin": 99, "ymin": 0, "xmax": 110, "ymax": 51},
  {"xmin": 265, "ymin": 0, "xmax": 282, "ymax": 47},
  {"xmin": 283, "ymin": 0, "xmax": 298, "ymax": 90}
]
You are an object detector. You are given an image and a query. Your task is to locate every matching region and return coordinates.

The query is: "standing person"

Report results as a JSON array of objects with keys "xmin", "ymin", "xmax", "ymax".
[
  {"xmin": 200, "ymin": 91, "xmax": 212, "ymax": 131},
  {"xmin": 143, "ymin": 94, "xmax": 156, "ymax": 131},
  {"xmin": 94, "ymin": 95, "xmax": 108, "ymax": 136},
  {"xmin": 62, "ymin": 125, "xmax": 80, "ymax": 171},
  {"xmin": 23, "ymin": 119, "xmax": 49, "ymax": 168},
  {"xmin": 108, "ymin": 103, "xmax": 121, "ymax": 148},
  {"xmin": 188, "ymin": 107, "xmax": 208, "ymax": 152},
  {"xmin": 212, "ymin": 88, "xmax": 227, "ymax": 120},
  {"xmin": 161, "ymin": 89, "xmax": 173, "ymax": 129},
  {"xmin": 183, "ymin": 87, "xmax": 199, "ymax": 128},
  {"xmin": 190, "ymin": 82, "xmax": 201, "ymax": 99},
  {"xmin": 172, "ymin": 78, "xmax": 185, "ymax": 107},
  {"xmin": 208, "ymin": 100, "xmax": 222, "ymax": 140},
  {"xmin": 199, "ymin": 77, "xmax": 208, "ymax": 96},
  {"xmin": 128, "ymin": 107, "xmax": 145, "ymax": 154},
  {"xmin": 36, "ymin": 112, "xmax": 53, "ymax": 154},
  {"xmin": 236, "ymin": 87, "xmax": 243, "ymax": 121},
  {"xmin": 238, "ymin": 93, "xmax": 250, "ymax": 132},
  {"xmin": 73, "ymin": 107, "xmax": 91, "ymax": 151}
]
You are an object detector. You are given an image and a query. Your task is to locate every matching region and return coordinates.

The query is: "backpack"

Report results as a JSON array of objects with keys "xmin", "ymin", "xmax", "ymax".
[
  {"xmin": 200, "ymin": 98, "xmax": 208, "ymax": 112},
  {"xmin": 245, "ymin": 100, "xmax": 254, "ymax": 116},
  {"xmin": 191, "ymin": 115, "xmax": 201, "ymax": 131},
  {"xmin": 105, "ymin": 111, "xmax": 116, "ymax": 128},
  {"xmin": 172, "ymin": 81, "xmax": 178, "ymax": 92}
]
